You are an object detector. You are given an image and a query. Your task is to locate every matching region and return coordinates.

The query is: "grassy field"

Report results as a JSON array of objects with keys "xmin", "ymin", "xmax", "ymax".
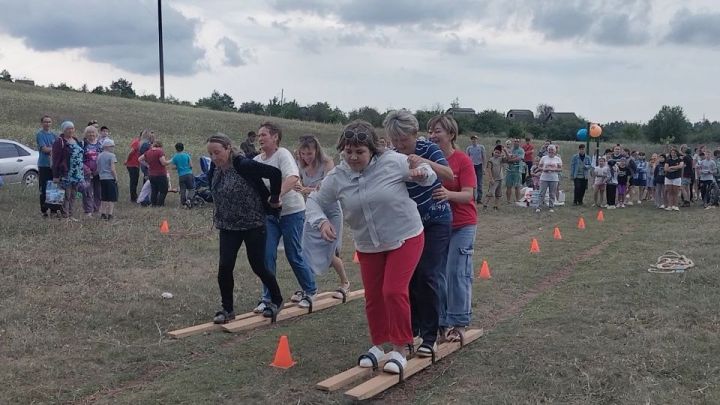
[{"xmin": 1, "ymin": 82, "xmax": 719, "ymax": 404}]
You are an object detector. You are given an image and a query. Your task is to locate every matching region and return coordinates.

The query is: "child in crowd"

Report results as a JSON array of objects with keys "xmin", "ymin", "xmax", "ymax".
[
  {"xmin": 653, "ymin": 154, "xmax": 666, "ymax": 208},
  {"xmin": 633, "ymin": 152, "xmax": 648, "ymax": 204},
  {"xmin": 606, "ymin": 160, "xmax": 618, "ymax": 209},
  {"xmin": 531, "ymin": 155, "xmax": 541, "ymax": 189},
  {"xmin": 616, "ymin": 158, "xmax": 630, "ymax": 208},
  {"xmin": 592, "ymin": 156, "xmax": 608, "ymax": 207},
  {"xmin": 483, "ymin": 145, "xmax": 506, "ymax": 210},
  {"xmin": 170, "ymin": 142, "xmax": 194, "ymax": 207},
  {"xmin": 645, "ymin": 153, "xmax": 657, "ymax": 201},
  {"xmin": 698, "ymin": 152, "xmax": 718, "ymax": 209},
  {"xmin": 97, "ymin": 139, "xmax": 118, "ymax": 220}
]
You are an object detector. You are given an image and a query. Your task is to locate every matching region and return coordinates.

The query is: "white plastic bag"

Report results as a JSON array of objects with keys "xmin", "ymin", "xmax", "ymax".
[{"xmin": 45, "ymin": 181, "xmax": 65, "ymax": 205}]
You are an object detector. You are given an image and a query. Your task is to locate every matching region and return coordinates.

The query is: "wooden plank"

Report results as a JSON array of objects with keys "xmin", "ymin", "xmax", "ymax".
[
  {"xmin": 167, "ymin": 291, "xmax": 339, "ymax": 339},
  {"xmin": 344, "ymin": 329, "xmax": 484, "ymax": 401},
  {"xmin": 316, "ymin": 341, "xmax": 422, "ymax": 392},
  {"xmin": 221, "ymin": 289, "xmax": 365, "ymax": 333}
]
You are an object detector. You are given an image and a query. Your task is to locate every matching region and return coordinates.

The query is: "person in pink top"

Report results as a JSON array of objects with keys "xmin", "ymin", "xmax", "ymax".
[
  {"xmin": 428, "ymin": 114, "xmax": 477, "ymax": 342},
  {"xmin": 138, "ymin": 140, "xmax": 169, "ymax": 206},
  {"xmin": 521, "ymin": 137, "xmax": 534, "ymax": 184}
]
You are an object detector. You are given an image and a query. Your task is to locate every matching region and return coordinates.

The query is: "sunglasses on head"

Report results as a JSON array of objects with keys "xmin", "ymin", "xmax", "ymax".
[{"xmin": 343, "ymin": 129, "xmax": 369, "ymax": 142}]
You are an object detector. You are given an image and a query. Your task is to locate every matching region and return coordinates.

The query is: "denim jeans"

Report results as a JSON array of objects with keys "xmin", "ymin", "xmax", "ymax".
[
  {"xmin": 439, "ymin": 225, "xmax": 476, "ymax": 328},
  {"xmin": 473, "ymin": 164, "xmax": 483, "ymax": 201},
  {"xmin": 262, "ymin": 211, "xmax": 317, "ymax": 301},
  {"xmin": 410, "ymin": 221, "xmax": 451, "ymax": 345}
]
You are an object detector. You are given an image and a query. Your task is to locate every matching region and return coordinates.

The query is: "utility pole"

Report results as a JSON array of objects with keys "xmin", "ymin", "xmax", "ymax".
[{"xmin": 157, "ymin": 0, "xmax": 165, "ymax": 100}]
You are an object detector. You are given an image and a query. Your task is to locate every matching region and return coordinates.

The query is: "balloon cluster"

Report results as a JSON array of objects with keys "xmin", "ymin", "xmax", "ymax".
[{"xmin": 577, "ymin": 124, "xmax": 602, "ymax": 141}]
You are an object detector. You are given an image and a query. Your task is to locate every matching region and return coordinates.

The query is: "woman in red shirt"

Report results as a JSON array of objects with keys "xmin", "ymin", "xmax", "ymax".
[
  {"xmin": 124, "ymin": 130, "xmax": 144, "ymax": 202},
  {"xmin": 428, "ymin": 114, "xmax": 477, "ymax": 342},
  {"xmin": 138, "ymin": 140, "xmax": 169, "ymax": 206}
]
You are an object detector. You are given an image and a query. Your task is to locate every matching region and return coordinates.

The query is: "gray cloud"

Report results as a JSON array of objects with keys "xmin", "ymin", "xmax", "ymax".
[
  {"xmin": 665, "ymin": 9, "xmax": 720, "ymax": 47},
  {"xmin": 272, "ymin": 0, "xmax": 487, "ymax": 27},
  {"xmin": 530, "ymin": 3, "xmax": 594, "ymax": 40},
  {"xmin": 216, "ymin": 37, "xmax": 254, "ymax": 67},
  {"xmin": 591, "ymin": 14, "xmax": 650, "ymax": 46},
  {"xmin": 271, "ymin": 20, "xmax": 291, "ymax": 32},
  {"xmin": 443, "ymin": 34, "xmax": 484, "ymax": 55},
  {"xmin": 530, "ymin": 1, "xmax": 652, "ymax": 46},
  {"xmin": 337, "ymin": 31, "xmax": 391, "ymax": 47},
  {"xmin": 296, "ymin": 36, "xmax": 325, "ymax": 54},
  {"xmin": 0, "ymin": 0, "xmax": 205, "ymax": 75}
]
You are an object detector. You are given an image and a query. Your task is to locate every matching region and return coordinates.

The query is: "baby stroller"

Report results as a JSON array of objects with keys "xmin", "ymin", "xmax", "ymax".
[{"xmin": 187, "ymin": 156, "xmax": 213, "ymax": 208}]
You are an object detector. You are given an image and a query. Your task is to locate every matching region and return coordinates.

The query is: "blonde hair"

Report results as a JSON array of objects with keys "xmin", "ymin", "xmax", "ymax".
[
  {"xmin": 83, "ymin": 126, "xmax": 98, "ymax": 138},
  {"xmin": 206, "ymin": 132, "xmax": 240, "ymax": 157},
  {"xmin": 383, "ymin": 109, "xmax": 419, "ymax": 138},
  {"xmin": 426, "ymin": 114, "xmax": 459, "ymax": 146}
]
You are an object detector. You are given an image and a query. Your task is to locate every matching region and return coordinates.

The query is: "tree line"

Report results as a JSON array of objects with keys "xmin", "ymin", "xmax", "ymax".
[{"xmin": 1, "ymin": 69, "xmax": 718, "ymax": 144}]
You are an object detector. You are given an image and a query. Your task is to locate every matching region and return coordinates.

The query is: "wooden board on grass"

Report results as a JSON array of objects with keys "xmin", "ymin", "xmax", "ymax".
[
  {"xmin": 221, "ymin": 289, "xmax": 365, "ymax": 333},
  {"xmin": 344, "ymin": 328, "xmax": 484, "ymax": 401},
  {"xmin": 316, "ymin": 341, "xmax": 422, "ymax": 392},
  {"xmin": 168, "ymin": 291, "xmax": 338, "ymax": 339}
]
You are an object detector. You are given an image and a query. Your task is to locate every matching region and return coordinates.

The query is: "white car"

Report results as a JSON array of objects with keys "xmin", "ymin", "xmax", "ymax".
[{"xmin": 0, "ymin": 139, "xmax": 39, "ymax": 186}]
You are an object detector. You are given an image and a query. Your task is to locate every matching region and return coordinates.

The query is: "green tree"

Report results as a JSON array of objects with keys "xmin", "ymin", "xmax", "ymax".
[
  {"xmin": 279, "ymin": 99, "xmax": 302, "ymax": 120},
  {"xmin": 348, "ymin": 106, "xmax": 383, "ymax": 127},
  {"xmin": 474, "ymin": 110, "xmax": 509, "ymax": 134},
  {"xmin": 536, "ymin": 103, "xmax": 555, "ymax": 122},
  {"xmin": 139, "ymin": 94, "xmax": 159, "ymax": 102},
  {"xmin": 306, "ymin": 102, "xmax": 335, "ymax": 123},
  {"xmin": 108, "ymin": 78, "xmax": 136, "ymax": 98},
  {"xmin": 0, "ymin": 69, "xmax": 11, "ymax": 82},
  {"xmin": 91, "ymin": 86, "xmax": 106, "ymax": 94},
  {"xmin": 265, "ymin": 97, "xmax": 282, "ymax": 116},
  {"xmin": 196, "ymin": 90, "xmax": 235, "ymax": 111},
  {"xmin": 645, "ymin": 105, "xmax": 690, "ymax": 144},
  {"xmin": 238, "ymin": 101, "xmax": 266, "ymax": 115}
]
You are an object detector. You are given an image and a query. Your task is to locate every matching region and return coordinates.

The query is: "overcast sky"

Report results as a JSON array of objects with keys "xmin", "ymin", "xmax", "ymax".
[{"xmin": 1, "ymin": 0, "xmax": 719, "ymax": 123}]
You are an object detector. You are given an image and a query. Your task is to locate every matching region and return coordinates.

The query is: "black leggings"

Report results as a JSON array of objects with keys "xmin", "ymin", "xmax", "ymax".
[
  {"xmin": 127, "ymin": 166, "xmax": 140, "ymax": 202},
  {"xmin": 218, "ymin": 227, "xmax": 282, "ymax": 312},
  {"xmin": 149, "ymin": 175, "xmax": 168, "ymax": 206},
  {"xmin": 606, "ymin": 184, "xmax": 617, "ymax": 206}
]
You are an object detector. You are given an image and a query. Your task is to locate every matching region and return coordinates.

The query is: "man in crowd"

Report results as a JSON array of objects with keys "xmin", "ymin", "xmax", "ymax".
[
  {"xmin": 466, "ymin": 135, "xmax": 485, "ymax": 203},
  {"xmin": 571, "ymin": 144, "xmax": 592, "ymax": 205}
]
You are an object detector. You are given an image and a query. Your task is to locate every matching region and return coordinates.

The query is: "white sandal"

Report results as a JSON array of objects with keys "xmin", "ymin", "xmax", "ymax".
[
  {"xmin": 358, "ymin": 345, "xmax": 386, "ymax": 369},
  {"xmin": 383, "ymin": 350, "xmax": 407, "ymax": 374}
]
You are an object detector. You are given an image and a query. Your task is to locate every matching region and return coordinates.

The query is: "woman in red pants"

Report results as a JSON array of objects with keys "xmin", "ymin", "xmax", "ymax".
[{"xmin": 306, "ymin": 120, "xmax": 437, "ymax": 375}]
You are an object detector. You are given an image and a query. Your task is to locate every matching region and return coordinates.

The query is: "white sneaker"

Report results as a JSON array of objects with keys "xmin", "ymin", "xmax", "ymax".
[
  {"xmin": 253, "ymin": 301, "xmax": 267, "ymax": 313},
  {"xmin": 358, "ymin": 345, "xmax": 386, "ymax": 368},
  {"xmin": 659, "ymin": 205, "xmax": 665, "ymax": 209},
  {"xmin": 297, "ymin": 292, "xmax": 317, "ymax": 309},
  {"xmin": 626, "ymin": 201, "xmax": 634, "ymax": 206},
  {"xmin": 535, "ymin": 208, "xmax": 541, "ymax": 213},
  {"xmin": 549, "ymin": 209, "xmax": 555, "ymax": 213},
  {"xmin": 608, "ymin": 205, "xmax": 616, "ymax": 210},
  {"xmin": 664, "ymin": 206, "xmax": 672, "ymax": 211},
  {"xmin": 383, "ymin": 350, "xmax": 408, "ymax": 374},
  {"xmin": 672, "ymin": 206, "xmax": 680, "ymax": 211},
  {"xmin": 637, "ymin": 200, "xmax": 642, "ymax": 205},
  {"xmin": 290, "ymin": 290, "xmax": 304, "ymax": 303}
]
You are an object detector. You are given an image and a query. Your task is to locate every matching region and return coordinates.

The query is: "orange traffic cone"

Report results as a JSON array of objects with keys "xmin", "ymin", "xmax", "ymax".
[
  {"xmin": 577, "ymin": 217, "xmax": 586, "ymax": 230},
  {"xmin": 553, "ymin": 226, "xmax": 562, "ymax": 240},
  {"xmin": 530, "ymin": 238, "xmax": 540, "ymax": 253},
  {"xmin": 597, "ymin": 210, "xmax": 605, "ymax": 222},
  {"xmin": 353, "ymin": 251, "xmax": 360, "ymax": 263},
  {"xmin": 479, "ymin": 260, "xmax": 491, "ymax": 279},
  {"xmin": 270, "ymin": 335, "xmax": 296, "ymax": 369},
  {"xmin": 160, "ymin": 220, "xmax": 169, "ymax": 234}
]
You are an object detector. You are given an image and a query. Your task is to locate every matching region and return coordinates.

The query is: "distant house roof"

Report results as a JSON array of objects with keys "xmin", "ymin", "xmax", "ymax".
[
  {"xmin": 446, "ymin": 107, "xmax": 476, "ymax": 116},
  {"xmin": 506, "ymin": 109, "xmax": 534, "ymax": 121},
  {"xmin": 545, "ymin": 112, "xmax": 578, "ymax": 122}
]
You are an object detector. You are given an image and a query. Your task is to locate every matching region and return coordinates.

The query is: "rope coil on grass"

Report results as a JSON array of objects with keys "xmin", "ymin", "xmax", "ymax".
[{"xmin": 647, "ymin": 251, "xmax": 695, "ymax": 274}]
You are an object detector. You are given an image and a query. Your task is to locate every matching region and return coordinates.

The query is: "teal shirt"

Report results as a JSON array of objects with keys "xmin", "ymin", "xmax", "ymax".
[{"xmin": 170, "ymin": 152, "xmax": 192, "ymax": 177}]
